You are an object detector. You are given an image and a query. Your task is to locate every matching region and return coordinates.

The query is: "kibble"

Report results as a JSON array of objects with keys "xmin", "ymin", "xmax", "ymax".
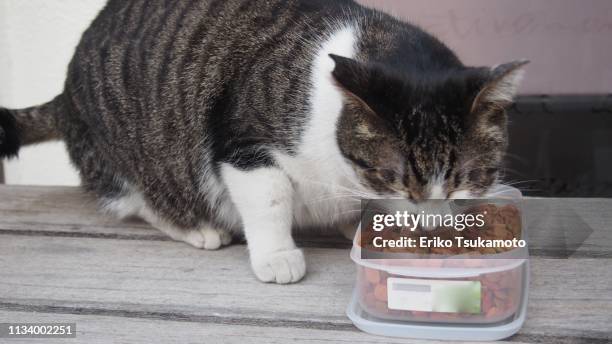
[{"xmin": 356, "ymin": 203, "xmax": 524, "ymax": 324}]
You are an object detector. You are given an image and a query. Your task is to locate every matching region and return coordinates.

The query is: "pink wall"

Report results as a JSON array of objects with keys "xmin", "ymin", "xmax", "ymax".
[{"xmin": 357, "ymin": 0, "xmax": 612, "ymax": 95}]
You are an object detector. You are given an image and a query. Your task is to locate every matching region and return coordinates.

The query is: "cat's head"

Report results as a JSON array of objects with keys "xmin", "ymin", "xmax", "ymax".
[{"xmin": 330, "ymin": 54, "xmax": 528, "ymax": 201}]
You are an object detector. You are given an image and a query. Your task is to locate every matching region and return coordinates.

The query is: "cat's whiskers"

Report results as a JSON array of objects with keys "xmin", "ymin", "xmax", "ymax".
[
  {"xmin": 457, "ymin": 152, "xmax": 494, "ymax": 170},
  {"xmin": 298, "ymin": 179, "xmax": 374, "ymax": 199}
]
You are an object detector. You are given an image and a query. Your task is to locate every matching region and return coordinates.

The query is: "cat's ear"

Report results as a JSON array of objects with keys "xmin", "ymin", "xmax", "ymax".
[
  {"xmin": 470, "ymin": 60, "xmax": 529, "ymax": 113},
  {"xmin": 329, "ymin": 54, "xmax": 395, "ymax": 119},
  {"xmin": 328, "ymin": 54, "xmax": 372, "ymax": 104}
]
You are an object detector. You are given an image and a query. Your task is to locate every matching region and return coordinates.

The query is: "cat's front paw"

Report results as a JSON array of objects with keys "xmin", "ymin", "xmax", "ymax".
[
  {"xmin": 251, "ymin": 249, "xmax": 306, "ymax": 284},
  {"xmin": 182, "ymin": 226, "xmax": 232, "ymax": 250}
]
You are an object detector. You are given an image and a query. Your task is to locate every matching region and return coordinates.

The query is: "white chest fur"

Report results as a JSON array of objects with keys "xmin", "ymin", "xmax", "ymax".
[{"xmin": 274, "ymin": 25, "xmax": 372, "ymax": 229}]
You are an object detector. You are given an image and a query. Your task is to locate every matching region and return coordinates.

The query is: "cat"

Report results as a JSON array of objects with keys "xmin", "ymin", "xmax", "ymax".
[{"xmin": 0, "ymin": 0, "xmax": 527, "ymax": 284}]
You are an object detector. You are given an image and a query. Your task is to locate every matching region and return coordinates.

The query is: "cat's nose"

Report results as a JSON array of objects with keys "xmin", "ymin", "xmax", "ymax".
[{"xmin": 404, "ymin": 191, "xmax": 425, "ymax": 203}]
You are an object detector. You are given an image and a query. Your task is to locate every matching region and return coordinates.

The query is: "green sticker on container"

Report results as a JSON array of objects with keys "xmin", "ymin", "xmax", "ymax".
[
  {"xmin": 387, "ymin": 278, "xmax": 482, "ymax": 314},
  {"xmin": 431, "ymin": 281, "xmax": 481, "ymax": 313}
]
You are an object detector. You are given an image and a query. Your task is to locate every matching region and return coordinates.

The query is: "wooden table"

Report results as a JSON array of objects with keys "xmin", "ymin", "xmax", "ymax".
[{"xmin": 0, "ymin": 185, "xmax": 610, "ymax": 343}]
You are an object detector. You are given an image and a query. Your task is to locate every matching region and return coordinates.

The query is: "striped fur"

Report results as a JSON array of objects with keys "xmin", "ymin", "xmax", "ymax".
[{"xmin": 0, "ymin": 0, "xmax": 526, "ymax": 283}]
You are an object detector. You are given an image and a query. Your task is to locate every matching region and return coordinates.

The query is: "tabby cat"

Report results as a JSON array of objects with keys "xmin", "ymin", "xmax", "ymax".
[{"xmin": 0, "ymin": 0, "xmax": 527, "ymax": 283}]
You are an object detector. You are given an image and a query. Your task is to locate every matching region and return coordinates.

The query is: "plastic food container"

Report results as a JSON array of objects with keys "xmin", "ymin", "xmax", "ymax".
[{"xmin": 347, "ymin": 186, "xmax": 529, "ymax": 341}]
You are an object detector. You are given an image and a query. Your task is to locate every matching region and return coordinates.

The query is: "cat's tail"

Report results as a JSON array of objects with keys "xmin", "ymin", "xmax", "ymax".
[{"xmin": 0, "ymin": 94, "xmax": 64, "ymax": 158}]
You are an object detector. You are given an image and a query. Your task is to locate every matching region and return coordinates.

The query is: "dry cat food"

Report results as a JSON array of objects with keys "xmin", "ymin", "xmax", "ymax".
[
  {"xmin": 347, "ymin": 187, "xmax": 529, "ymax": 340},
  {"xmin": 354, "ymin": 203, "xmax": 525, "ymax": 323},
  {"xmin": 356, "ymin": 264, "xmax": 523, "ymax": 323}
]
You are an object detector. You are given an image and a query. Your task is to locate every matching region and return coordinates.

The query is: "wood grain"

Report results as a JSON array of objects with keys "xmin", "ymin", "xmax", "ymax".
[
  {"xmin": 2, "ymin": 185, "xmax": 611, "ymax": 255},
  {"xmin": 0, "ymin": 185, "xmax": 611, "ymax": 343},
  {"xmin": 2, "ymin": 311, "xmax": 531, "ymax": 344}
]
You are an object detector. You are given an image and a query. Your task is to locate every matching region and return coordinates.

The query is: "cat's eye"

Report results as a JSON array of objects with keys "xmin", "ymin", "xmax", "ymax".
[{"xmin": 350, "ymin": 156, "xmax": 373, "ymax": 170}]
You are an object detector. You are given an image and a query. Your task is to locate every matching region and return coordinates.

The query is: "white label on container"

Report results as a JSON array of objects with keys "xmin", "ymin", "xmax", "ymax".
[{"xmin": 386, "ymin": 278, "xmax": 482, "ymax": 314}]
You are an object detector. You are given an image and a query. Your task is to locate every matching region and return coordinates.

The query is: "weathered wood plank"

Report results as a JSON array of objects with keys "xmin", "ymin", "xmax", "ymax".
[
  {"xmin": 0, "ymin": 185, "xmax": 350, "ymax": 248},
  {"xmin": 1, "ymin": 185, "xmax": 611, "ymax": 342},
  {"xmin": 1, "ymin": 186, "xmax": 611, "ymax": 256},
  {"xmin": 0, "ymin": 185, "xmax": 156, "ymax": 236},
  {"xmin": 0, "ymin": 234, "xmax": 610, "ymax": 342},
  {"xmin": 0, "ymin": 311, "xmax": 539, "ymax": 344}
]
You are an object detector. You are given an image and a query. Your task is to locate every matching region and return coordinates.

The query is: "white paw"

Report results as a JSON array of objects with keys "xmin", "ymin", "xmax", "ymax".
[
  {"xmin": 200, "ymin": 227, "xmax": 233, "ymax": 250},
  {"xmin": 251, "ymin": 249, "xmax": 306, "ymax": 284},
  {"xmin": 182, "ymin": 227, "xmax": 232, "ymax": 250},
  {"xmin": 182, "ymin": 230, "xmax": 206, "ymax": 248}
]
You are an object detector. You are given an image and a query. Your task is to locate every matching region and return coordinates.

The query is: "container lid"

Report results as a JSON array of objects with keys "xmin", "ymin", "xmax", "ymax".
[
  {"xmin": 350, "ymin": 245, "xmax": 527, "ymax": 278},
  {"xmin": 351, "ymin": 185, "xmax": 528, "ymax": 278}
]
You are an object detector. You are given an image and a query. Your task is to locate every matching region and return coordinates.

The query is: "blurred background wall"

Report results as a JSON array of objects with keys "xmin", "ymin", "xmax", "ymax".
[
  {"xmin": 357, "ymin": 0, "xmax": 612, "ymax": 94},
  {"xmin": 1, "ymin": 0, "xmax": 610, "ymax": 186},
  {"xmin": 1, "ymin": 0, "xmax": 107, "ymax": 185}
]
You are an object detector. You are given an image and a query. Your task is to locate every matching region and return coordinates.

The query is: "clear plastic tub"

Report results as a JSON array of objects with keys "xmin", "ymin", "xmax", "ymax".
[{"xmin": 347, "ymin": 186, "xmax": 529, "ymax": 341}]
